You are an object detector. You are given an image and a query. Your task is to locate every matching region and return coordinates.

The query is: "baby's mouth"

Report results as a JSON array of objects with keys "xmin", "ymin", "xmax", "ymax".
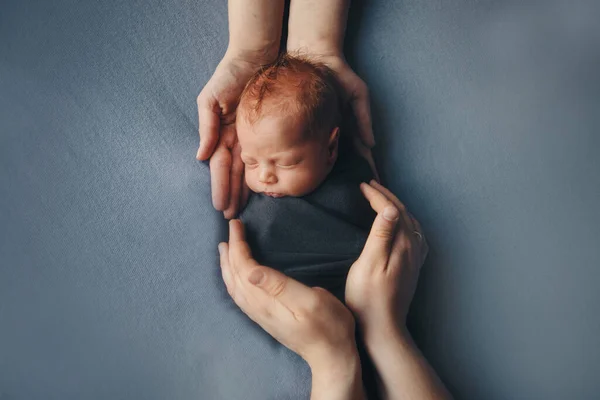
[{"xmin": 264, "ymin": 192, "xmax": 284, "ymax": 198}]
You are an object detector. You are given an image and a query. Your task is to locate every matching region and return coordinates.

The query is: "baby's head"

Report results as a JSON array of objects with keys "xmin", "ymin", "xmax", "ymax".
[{"xmin": 236, "ymin": 54, "xmax": 341, "ymax": 198}]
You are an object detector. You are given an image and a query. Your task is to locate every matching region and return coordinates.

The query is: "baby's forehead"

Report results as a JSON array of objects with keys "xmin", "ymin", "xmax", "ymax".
[
  {"xmin": 238, "ymin": 92, "xmax": 302, "ymax": 124},
  {"xmin": 237, "ymin": 112, "xmax": 308, "ymax": 143}
]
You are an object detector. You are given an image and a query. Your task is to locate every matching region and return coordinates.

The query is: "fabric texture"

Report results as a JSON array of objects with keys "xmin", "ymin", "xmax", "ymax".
[
  {"xmin": 241, "ymin": 135, "xmax": 375, "ymax": 301},
  {"xmin": 240, "ymin": 134, "xmax": 379, "ymax": 398},
  {"xmin": 2, "ymin": 0, "xmax": 600, "ymax": 399}
]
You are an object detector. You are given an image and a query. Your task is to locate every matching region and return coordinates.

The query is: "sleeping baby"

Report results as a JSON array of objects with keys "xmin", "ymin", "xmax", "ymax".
[{"xmin": 238, "ymin": 53, "xmax": 376, "ymax": 301}]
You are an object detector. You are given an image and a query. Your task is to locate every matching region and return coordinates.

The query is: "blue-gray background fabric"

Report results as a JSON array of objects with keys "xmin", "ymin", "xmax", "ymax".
[{"xmin": 1, "ymin": 0, "xmax": 599, "ymax": 399}]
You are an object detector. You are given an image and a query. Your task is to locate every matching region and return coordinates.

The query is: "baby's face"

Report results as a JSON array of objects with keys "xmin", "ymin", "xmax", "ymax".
[{"xmin": 237, "ymin": 114, "xmax": 337, "ymax": 198}]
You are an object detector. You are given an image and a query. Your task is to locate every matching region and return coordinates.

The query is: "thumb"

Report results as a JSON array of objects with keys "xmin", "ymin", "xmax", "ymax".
[
  {"xmin": 358, "ymin": 182, "xmax": 400, "ymax": 266},
  {"xmin": 248, "ymin": 264, "xmax": 314, "ymax": 307},
  {"xmin": 359, "ymin": 207, "xmax": 399, "ymax": 266}
]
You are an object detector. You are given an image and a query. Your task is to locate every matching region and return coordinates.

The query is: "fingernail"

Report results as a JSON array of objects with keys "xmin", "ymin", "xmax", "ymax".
[
  {"xmin": 383, "ymin": 206, "xmax": 399, "ymax": 221},
  {"xmin": 196, "ymin": 147, "xmax": 202, "ymax": 160},
  {"xmin": 218, "ymin": 243, "xmax": 224, "ymax": 255},
  {"xmin": 248, "ymin": 269, "xmax": 265, "ymax": 286}
]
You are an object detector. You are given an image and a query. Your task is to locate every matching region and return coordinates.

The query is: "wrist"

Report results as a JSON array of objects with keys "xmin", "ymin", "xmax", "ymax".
[
  {"xmin": 310, "ymin": 347, "xmax": 364, "ymax": 400},
  {"xmin": 360, "ymin": 314, "xmax": 408, "ymax": 352},
  {"xmin": 362, "ymin": 319, "xmax": 417, "ymax": 369},
  {"xmin": 287, "ymin": 38, "xmax": 344, "ymax": 59},
  {"xmin": 309, "ymin": 344, "xmax": 361, "ymax": 378},
  {"xmin": 225, "ymin": 43, "xmax": 279, "ymax": 66}
]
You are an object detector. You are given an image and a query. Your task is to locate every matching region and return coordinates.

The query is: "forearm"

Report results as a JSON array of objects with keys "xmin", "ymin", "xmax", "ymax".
[
  {"xmin": 227, "ymin": 0, "xmax": 284, "ymax": 62},
  {"xmin": 287, "ymin": 0, "xmax": 349, "ymax": 57},
  {"xmin": 310, "ymin": 348, "xmax": 365, "ymax": 400},
  {"xmin": 364, "ymin": 324, "xmax": 452, "ymax": 400}
]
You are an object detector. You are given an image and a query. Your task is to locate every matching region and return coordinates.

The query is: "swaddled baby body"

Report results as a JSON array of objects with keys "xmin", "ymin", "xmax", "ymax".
[{"xmin": 238, "ymin": 53, "xmax": 375, "ymax": 301}]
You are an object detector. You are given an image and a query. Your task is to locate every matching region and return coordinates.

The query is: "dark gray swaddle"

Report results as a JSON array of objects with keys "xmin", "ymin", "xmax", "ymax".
[
  {"xmin": 240, "ymin": 135, "xmax": 376, "ymax": 301},
  {"xmin": 240, "ymin": 133, "xmax": 380, "ymax": 398}
]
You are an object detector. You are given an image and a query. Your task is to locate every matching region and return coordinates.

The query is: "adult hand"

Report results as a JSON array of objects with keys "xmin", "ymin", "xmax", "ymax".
[
  {"xmin": 219, "ymin": 220, "xmax": 364, "ymax": 400},
  {"xmin": 345, "ymin": 180, "xmax": 428, "ymax": 337},
  {"xmin": 346, "ymin": 181, "xmax": 452, "ymax": 399},
  {"xmin": 285, "ymin": 0, "xmax": 377, "ymax": 178},
  {"xmin": 196, "ymin": 52, "xmax": 262, "ymax": 219},
  {"xmin": 320, "ymin": 55, "xmax": 374, "ymax": 149},
  {"xmin": 320, "ymin": 55, "xmax": 378, "ymax": 179},
  {"xmin": 197, "ymin": 0, "xmax": 284, "ymax": 218}
]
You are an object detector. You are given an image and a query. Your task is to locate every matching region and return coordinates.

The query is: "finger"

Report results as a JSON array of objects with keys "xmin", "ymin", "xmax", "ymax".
[
  {"xmin": 360, "ymin": 182, "xmax": 398, "ymax": 215},
  {"xmin": 366, "ymin": 183, "xmax": 428, "ymax": 272},
  {"xmin": 225, "ymin": 223, "xmax": 257, "ymax": 312},
  {"xmin": 368, "ymin": 180, "xmax": 406, "ymax": 214},
  {"xmin": 197, "ymin": 95, "xmax": 220, "ymax": 160},
  {"xmin": 248, "ymin": 264, "xmax": 316, "ymax": 312},
  {"xmin": 408, "ymin": 213, "xmax": 425, "ymax": 245},
  {"xmin": 358, "ymin": 183, "xmax": 400, "ymax": 265},
  {"xmin": 351, "ymin": 87, "xmax": 375, "ymax": 148},
  {"xmin": 409, "ymin": 212, "xmax": 423, "ymax": 234},
  {"xmin": 218, "ymin": 242, "xmax": 235, "ymax": 296},
  {"xmin": 220, "ymin": 242, "xmax": 253, "ymax": 313},
  {"xmin": 388, "ymin": 229, "xmax": 417, "ymax": 271},
  {"xmin": 210, "ymin": 144, "xmax": 231, "ymax": 211},
  {"xmin": 407, "ymin": 213, "xmax": 428, "ymax": 264},
  {"xmin": 228, "ymin": 219, "xmax": 257, "ymax": 268},
  {"xmin": 228, "ymin": 220, "xmax": 316, "ymax": 315},
  {"xmin": 368, "ymin": 180, "xmax": 414, "ymax": 231},
  {"xmin": 223, "ymin": 144, "xmax": 244, "ymax": 219}
]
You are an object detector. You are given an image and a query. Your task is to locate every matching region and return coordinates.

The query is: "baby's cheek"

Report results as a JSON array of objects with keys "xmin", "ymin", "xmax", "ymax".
[
  {"xmin": 284, "ymin": 167, "xmax": 322, "ymax": 193},
  {"xmin": 244, "ymin": 169, "xmax": 258, "ymax": 191}
]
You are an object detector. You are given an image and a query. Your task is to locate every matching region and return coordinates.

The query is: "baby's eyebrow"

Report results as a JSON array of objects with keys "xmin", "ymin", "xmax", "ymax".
[
  {"xmin": 275, "ymin": 154, "xmax": 302, "ymax": 164},
  {"xmin": 241, "ymin": 153, "xmax": 257, "ymax": 161}
]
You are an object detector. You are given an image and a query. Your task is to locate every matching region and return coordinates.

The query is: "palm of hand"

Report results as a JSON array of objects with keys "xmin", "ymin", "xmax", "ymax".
[
  {"xmin": 206, "ymin": 59, "xmax": 258, "ymax": 124},
  {"xmin": 197, "ymin": 57, "xmax": 261, "ymax": 216},
  {"xmin": 319, "ymin": 56, "xmax": 378, "ymax": 178}
]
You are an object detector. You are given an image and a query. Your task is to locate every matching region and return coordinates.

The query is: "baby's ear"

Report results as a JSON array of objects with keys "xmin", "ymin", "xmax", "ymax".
[{"xmin": 327, "ymin": 127, "xmax": 340, "ymax": 164}]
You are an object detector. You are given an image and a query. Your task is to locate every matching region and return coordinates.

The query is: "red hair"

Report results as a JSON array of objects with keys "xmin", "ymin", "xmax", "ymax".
[{"xmin": 238, "ymin": 53, "xmax": 342, "ymax": 139}]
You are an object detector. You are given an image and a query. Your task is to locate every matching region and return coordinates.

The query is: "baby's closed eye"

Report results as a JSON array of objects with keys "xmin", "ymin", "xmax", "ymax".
[
  {"xmin": 241, "ymin": 156, "xmax": 258, "ymax": 167},
  {"xmin": 276, "ymin": 163, "xmax": 297, "ymax": 169},
  {"xmin": 276, "ymin": 158, "xmax": 302, "ymax": 169}
]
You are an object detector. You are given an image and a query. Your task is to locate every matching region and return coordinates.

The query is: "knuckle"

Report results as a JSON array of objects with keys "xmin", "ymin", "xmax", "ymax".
[
  {"xmin": 374, "ymin": 227, "xmax": 393, "ymax": 240},
  {"xmin": 269, "ymin": 277, "xmax": 287, "ymax": 298},
  {"xmin": 311, "ymin": 288, "xmax": 329, "ymax": 306},
  {"xmin": 305, "ymin": 298, "xmax": 322, "ymax": 315},
  {"xmin": 399, "ymin": 235, "xmax": 412, "ymax": 250}
]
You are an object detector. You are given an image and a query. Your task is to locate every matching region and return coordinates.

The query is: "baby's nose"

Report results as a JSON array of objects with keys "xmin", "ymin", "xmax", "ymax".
[{"xmin": 259, "ymin": 168, "xmax": 277, "ymax": 184}]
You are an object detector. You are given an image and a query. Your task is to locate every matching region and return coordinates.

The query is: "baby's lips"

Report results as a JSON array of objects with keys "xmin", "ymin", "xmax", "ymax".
[{"xmin": 264, "ymin": 192, "xmax": 284, "ymax": 198}]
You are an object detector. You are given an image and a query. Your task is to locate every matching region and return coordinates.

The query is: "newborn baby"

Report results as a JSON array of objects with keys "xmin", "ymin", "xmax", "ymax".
[{"xmin": 238, "ymin": 54, "xmax": 375, "ymax": 301}]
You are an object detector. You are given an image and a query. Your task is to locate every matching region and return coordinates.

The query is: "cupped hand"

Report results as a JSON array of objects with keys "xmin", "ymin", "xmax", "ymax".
[
  {"xmin": 196, "ymin": 53, "xmax": 263, "ymax": 219},
  {"xmin": 219, "ymin": 219, "xmax": 359, "ymax": 371},
  {"xmin": 345, "ymin": 180, "xmax": 429, "ymax": 336},
  {"xmin": 319, "ymin": 55, "xmax": 378, "ymax": 179}
]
